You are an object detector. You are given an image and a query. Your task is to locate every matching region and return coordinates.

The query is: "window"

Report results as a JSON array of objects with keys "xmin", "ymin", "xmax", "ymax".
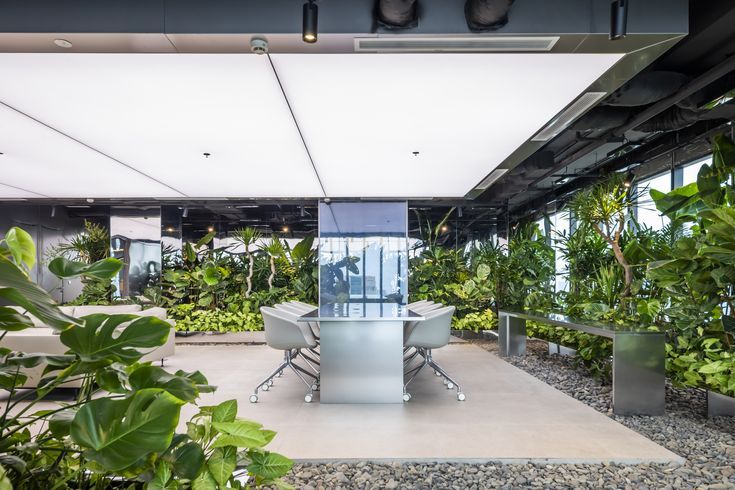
[
  {"xmin": 549, "ymin": 211, "xmax": 570, "ymax": 293},
  {"xmin": 682, "ymin": 156, "xmax": 711, "ymax": 186},
  {"xmin": 636, "ymin": 172, "xmax": 671, "ymax": 231}
]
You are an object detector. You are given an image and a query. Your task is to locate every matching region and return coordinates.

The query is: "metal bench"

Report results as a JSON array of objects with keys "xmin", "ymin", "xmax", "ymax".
[{"xmin": 498, "ymin": 310, "xmax": 665, "ymax": 416}]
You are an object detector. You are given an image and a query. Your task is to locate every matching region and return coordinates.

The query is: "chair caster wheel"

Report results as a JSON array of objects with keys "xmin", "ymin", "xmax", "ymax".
[
  {"xmin": 457, "ymin": 393, "xmax": 466, "ymax": 401},
  {"xmin": 277, "ymin": 371, "xmax": 284, "ymax": 377},
  {"xmin": 304, "ymin": 394, "xmax": 313, "ymax": 403},
  {"xmin": 434, "ymin": 370, "xmax": 441, "ymax": 376},
  {"xmin": 268, "ymin": 379, "xmax": 274, "ymax": 386},
  {"xmin": 443, "ymin": 378, "xmax": 448, "ymax": 385},
  {"xmin": 311, "ymin": 384, "xmax": 319, "ymax": 391},
  {"xmin": 249, "ymin": 395, "xmax": 258, "ymax": 403},
  {"xmin": 403, "ymin": 393, "xmax": 411, "ymax": 402},
  {"xmin": 446, "ymin": 382, "xmax": 454, "ymax": 390},
  {"xmin": 261, "ymin": 384, "xmax": 270, "ymax": 391}
]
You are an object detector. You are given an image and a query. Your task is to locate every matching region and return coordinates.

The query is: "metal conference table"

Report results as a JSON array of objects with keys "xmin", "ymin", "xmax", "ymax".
[{"xmin": 298, "ymin": 303, "xmax": 423, "ymax": 403}]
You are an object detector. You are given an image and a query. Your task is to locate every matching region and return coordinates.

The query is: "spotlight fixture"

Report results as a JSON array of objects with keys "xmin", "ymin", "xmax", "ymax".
[
  {"xmin": 50, "ymin": 205, "xmax": 56, "ymax": 218},
  {"xmin": 623, "ymin": 171, "xmax": 634, "ymax": 188},
  {"xmin": 208, "ymin": 226, "xmax": 215, "ymax": 233},
  {"xmin": 302, "ymin": 0, "xmax": 318, "ymax": 44},
  {"xmin": 610, "ymin": 0, "xmax": 628, "ymax": 40},
  {"xmin": 166, "ymin": 227, "xmax": 175, "ymax": 233},
  {"xmin": 282, "ymin": 226, "xmax": 290, "ymax": 233},
  {"xmin": 458, "ymin": 207, "xmax": 463, "ymax": 218},
  {"xmin": 54, "ymin": 39, "xmax": 73, "ymax": 48},
  {"xmin": 441, "ymin": 225, "xmax": 448, "ymax": 232},
  {"xmin": 182, "ymin": 207, "xmax": 189, "ymax": 218}
]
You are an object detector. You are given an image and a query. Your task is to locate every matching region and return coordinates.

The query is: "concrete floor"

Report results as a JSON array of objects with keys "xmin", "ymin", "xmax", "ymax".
[{"xmin": 170, "ymin": 344, "xmax": 681, "ymax": 464}]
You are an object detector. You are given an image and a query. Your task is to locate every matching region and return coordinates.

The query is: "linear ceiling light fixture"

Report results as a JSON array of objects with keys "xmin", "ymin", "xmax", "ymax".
[
  {"xmin": 531, "ymin": 91, "xmax": 607, "ymax": 142},
  {"xmin": 476, "ymin": 168, "xmax": 509, "ymax": 190},
  {"xmin": 302, "ymin": 0, "xmax": 318, "ymax": 44},
  {"xmin": 610, "ymin": 0, "xmax": 628, "ymax": 40},
  {"xmin": 354, "ymin": 36, "xmax": 558, "ymax": 53}
]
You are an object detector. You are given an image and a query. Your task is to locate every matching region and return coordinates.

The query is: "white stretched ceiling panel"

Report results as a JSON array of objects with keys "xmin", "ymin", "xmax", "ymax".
[
  {"xmin": 0, "ymin": 103, "xmax": 180, "ymax": 198},
  {"xmin": 0, "ymin": 54, "xmax": 323, "ymax": 198},
  {"xmin": 272, "ymin": 53, "xmax": 623, "ymax": 197}
]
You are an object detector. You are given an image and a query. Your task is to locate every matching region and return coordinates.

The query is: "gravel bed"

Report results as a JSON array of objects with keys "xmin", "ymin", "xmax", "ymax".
[{"xmin": 281, "ymin": 338, "xmax": 735, "ymax": 489}]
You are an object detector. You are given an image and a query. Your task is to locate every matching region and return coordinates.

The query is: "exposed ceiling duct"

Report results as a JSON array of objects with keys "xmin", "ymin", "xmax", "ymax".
[
  {"xmin": 377, "ymin": 0, "xmax": 418, "ymax": 29},
  {"xmin": 464, "ymin": 0, "xmax": 514, "ymax": 32},
  {"xmin": 570, "ymin": 106, "xmax": 633, "ymax": 132}
]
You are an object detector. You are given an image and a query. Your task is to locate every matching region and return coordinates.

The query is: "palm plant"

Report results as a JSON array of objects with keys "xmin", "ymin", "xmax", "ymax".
[
  {"xmin": 568, "ymin": 174, "xmax": 639, "ymax": 299},
  {"xmin": 46, "ymin": 220, "xmax": 109, "ymax": 264},
  {"xmin": 232, "ymin": 227, "xmax": 262, "ymax": 297},
  {"xmin": 259, "ymin": 234, "xmax": 285, "ymax": 289}
]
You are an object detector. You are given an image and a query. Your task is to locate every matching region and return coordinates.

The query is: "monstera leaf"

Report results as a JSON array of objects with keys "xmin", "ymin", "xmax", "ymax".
[
  {"xmin": 4, "ymin": 227, "xmax": 36, "ymax": 271},
  {"xmin": 0, "ymin": 306, "xmax": 34, "ymax": 332},
  {"xmin": 48, "ymin": 257, "xmax": 122, "ymax": 280},
  {"xmin": 129, "ymin": 365, "xmax": 211, "ymax": 402},
  {"xmin": 60, "ymin": 314, "xmax": 170, "ymax": 364},
  {"xmin": 71, "ymin": 389, "xmax": 184, "ymax": 472},
  {"xmin": 0, "ymin": 255, "xmax": 79, "ymax": 331}
]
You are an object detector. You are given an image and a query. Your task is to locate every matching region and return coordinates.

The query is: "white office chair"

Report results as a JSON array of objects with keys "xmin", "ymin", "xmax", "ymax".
[
  {"xmin": 250, "ymin": 307, "xmax": 319, "ymax": 403},
  {"xmin": 274, "ymin": 302, "xmax": 320, "ymax": 371},
  {"xmin": 403, "ymin": 306, "xmax": 465, "ymax": 402}
]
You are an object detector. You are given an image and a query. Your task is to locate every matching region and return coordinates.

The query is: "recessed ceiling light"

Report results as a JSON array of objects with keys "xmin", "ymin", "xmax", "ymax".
[{"xmin": 54, "ymin": 39, "xmax": 73, "ymax": 49}]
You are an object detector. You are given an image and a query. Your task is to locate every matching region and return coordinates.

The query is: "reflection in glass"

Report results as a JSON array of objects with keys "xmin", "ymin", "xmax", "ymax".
[
  {"xmin": 110, "ymin": 207, "xmax": 162, "ymax": 299},
  {"xmin": 319, "ymin": 202, "xmax": 408, "ymax": 312}
]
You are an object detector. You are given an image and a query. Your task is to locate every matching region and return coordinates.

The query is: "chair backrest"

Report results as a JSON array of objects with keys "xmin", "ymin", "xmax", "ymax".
[
  {"xmin": 405, "ymin": 306, "xmax": 456, "ymax": 349},
  {"xmin": 275, "ymin": 303, "xmax": 320, "ymax": 332},
  {"xmin": 408, "ymin": 300, "xmax": 431, "ymax": 308},
  {"xmin": 289, "ymin": 300, "xmax": 318, "ymax": 310},
  {"xmin": 261, "ymin": 307, "xmax": 316, "ymax": 350},
  {"xmin": 409, "ymin": 302, "xmax": 443, "ymax": 314}
]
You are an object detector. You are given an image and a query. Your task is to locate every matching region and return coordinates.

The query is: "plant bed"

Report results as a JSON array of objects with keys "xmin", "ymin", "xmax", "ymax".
[{"xmin": 707, "ymin": 390, "xmax": 735, "ymax": 417}]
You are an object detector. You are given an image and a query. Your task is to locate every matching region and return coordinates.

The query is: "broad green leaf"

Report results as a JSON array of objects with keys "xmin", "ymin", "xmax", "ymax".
[
  {"xmin": 208, "ymin": 446, "xmax": 237, "ymax": 487},
  {"xmin": 71, "ymin": 389, "xmax": 184, "ymax": 472},
  {"xmin": 129, "ymin": 365, "xmax": 199, "ymax": 402},
  {"xmin": 4, "ymin": 227, "xmax": 36, "ymax": 270},
  {"xmin": 212, "ymin": 399, "xmax": 238, "ymax": 423},
  {"xmin": 247, "ymin": 451, "xmax": 293, "ymax": 480},
  {"xmin": 0, "ymin": 463, "xmax": 13, "ymax": 490},
  {"xmin": 173, "ymin": 442, "xmax": 206, "ymax": 480},
  {"xmin": 60, "ymin": 314, "xmax": 171, "ymax": 364},
  {"xmin": 49, "ymin": 409, "xmax": 77, "ymax": 439},
  {"xmin": 211, "ymin": 432, "xmax": 267, "ymax": 449},
  {"xmin": 195, "ymin": 232, "xmax": 217, "ymax": 249},
  {"xmin": 148, "ymin": 462, "xmax": 177, "ymax": 490},
  {"xmin": 212, "ymin": 420, "xmax": 263, "ymax": 434},
  {"xmin": 0, "ymin": 255, "xmax": 79, "ymax": 331},
  {"xmin": 0, "ymin": 365, "xmax": 27, "ymax": 390},
  {"xmin": 191, "ymin": 470, "xmax": 218, "ymax": 490},
  {"xmin": 0, "ymin": 306, "xmax": 34, "ymax": 331},
  {"xmin": 48, "ymin": 257, "xmax": 123, "ymax": 280},
  {"xmin": 202, "ymin": 266, "xmax": 220, "ymax": 286}
]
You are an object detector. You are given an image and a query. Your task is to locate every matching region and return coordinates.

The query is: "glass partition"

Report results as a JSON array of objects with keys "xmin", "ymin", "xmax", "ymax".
[
  {"xmin": 110, "ymin": 207, "xmax": 161, "ymax": 299},
  {"xmin": 319, "ymin": 202, "xmax": 408, "ymax": 311}
]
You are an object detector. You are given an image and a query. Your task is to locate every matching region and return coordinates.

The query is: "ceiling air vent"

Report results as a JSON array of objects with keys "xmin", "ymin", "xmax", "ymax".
[
  {"xmin": 476, "ymin": 168, "xmax": 509, "ymax": 190},
  {"xmin": 532, "ymin": 92, "xmax": 607, "ymax": 142},
  {"xmin": 354, "ymin": 36, "xmax": 559, "ymax": 53}
]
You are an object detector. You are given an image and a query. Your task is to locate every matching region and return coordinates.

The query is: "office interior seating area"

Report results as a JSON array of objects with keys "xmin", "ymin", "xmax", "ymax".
[{"xmin": 1, "ymin": 0, "xmax": 735, "ymax": 488}]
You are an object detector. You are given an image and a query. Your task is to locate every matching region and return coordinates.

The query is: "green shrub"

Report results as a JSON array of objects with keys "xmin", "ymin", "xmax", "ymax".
[{"xmin": 169, "ymin": 303, "xmax": 263, "ymax": 333}]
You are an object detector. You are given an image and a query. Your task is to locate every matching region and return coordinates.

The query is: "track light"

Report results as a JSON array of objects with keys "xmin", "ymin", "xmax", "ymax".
[
  {"xmin": 458, "ymin": 207, "xmax": 463, "ymax": 218},
  {"xmin": 302, "ymin": 0, "xmax": 318, "ymax": 44},
  {"xmin": 50, "ymin": 205, "xmax": 56, "ymax": 218},
  {"xmin": 610, "ymin": 0, "xmax": 628, "ymax": 41},
  {"xmin": 623, "ymin": 171, "xmax": 634, "ymax": 188},
  {"xmin": 182, "ymin": 207, "xmax": 189, "ymax": 218}
]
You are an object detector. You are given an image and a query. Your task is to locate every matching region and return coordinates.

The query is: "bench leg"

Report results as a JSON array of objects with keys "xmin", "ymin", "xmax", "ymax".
[
  {"xmin": 498, "ymin": 314, "xmax": 526, "ymax": 357},
  {"xmin": 613, "ymin": 333, "xmax": 665, "ymax": 415}
]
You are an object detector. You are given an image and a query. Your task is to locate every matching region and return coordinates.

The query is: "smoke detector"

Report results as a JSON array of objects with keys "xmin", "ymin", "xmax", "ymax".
[{"xmin": 250, "ymin": 38, "xmax": 269, "ymax": 55}]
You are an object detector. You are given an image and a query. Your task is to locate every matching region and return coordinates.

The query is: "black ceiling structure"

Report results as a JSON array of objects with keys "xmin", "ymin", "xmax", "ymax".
[
  {"xmin": 4, "ymin": 0, "xmax": 733, "ymax": 246},
  {"xmin": 479, "ymin": 0, "xmax": 735, "ymax": 224}
]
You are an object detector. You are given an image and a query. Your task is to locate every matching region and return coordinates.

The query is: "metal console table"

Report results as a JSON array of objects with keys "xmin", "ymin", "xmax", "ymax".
[{"xmin": 498, "ymin": 310, "xmax": 665, "ymax": 416}]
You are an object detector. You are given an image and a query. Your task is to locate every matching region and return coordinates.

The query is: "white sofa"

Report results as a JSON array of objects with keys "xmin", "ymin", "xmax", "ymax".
[{"xmin": 2, "ymin": 304, "xmax": 175, "ymax": 389}]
